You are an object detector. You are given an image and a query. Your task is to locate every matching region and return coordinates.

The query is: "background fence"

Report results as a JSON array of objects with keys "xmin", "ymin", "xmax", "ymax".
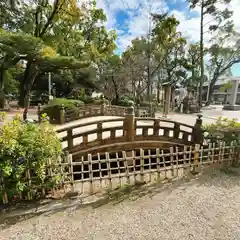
[
  {"xmin": 1, "ymin": 142, "xmax": 239, "ymax": 204},
  {"xmin": 39, "ymin": 104, "xmax": 156, "ymax": 124}
]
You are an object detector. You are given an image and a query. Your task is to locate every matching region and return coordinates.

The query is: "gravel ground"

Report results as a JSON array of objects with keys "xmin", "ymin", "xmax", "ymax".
[{"xmin": 1, "ymin": 168, "xmax": 240, "ymax": 240}]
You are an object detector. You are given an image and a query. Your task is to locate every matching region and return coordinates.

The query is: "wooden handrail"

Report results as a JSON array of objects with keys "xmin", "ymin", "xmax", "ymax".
[
  {"xmin": 56, "ymin": 117, "xmax": 124, "ymax": 133},
  {"xmin": 56, "ymin": 107, "xmax": 203, "ymax": 153},
  {"xmin": 135, "ymin": 117, "xmax": 194, "ymax": 129}
]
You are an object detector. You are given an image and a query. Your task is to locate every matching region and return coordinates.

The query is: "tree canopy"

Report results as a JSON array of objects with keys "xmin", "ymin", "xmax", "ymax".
[{"xmin": 0, "ymin": 0, "xmax": 239, "ymax": 112}]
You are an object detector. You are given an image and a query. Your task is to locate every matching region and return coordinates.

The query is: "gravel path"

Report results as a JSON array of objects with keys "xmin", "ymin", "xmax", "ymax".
[{"xmin": 1, "ymin": 168, "xmax": 240, "ymax": 240}]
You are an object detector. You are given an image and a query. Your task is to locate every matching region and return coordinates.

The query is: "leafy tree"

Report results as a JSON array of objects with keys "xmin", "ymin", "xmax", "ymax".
[
  {"xmin": 100, "ymin": 55, "xmax": 127, "ymax": 103},
  {"xmin": 206, "ymin": 28, "xmax": 240, "ymax": 105},
  {"xmin": 184, "ymin": 44, "xmax": 201, "ymax": 89},
  {"xmin": 0, "ymin": 0, "xmax": 115, "ymax": 118},
  {"xmin": 188, "ymin": 0, "xmax": 233, "ymax": 107},
  {"xmin": 151, "ymin": 14, "xmax": 187, "ymax": 101},
  {"xmin": 0, "ymin": 30, "xmax": 44, "ymax": 108},
  {"xmin": 114, "ymin": 14, "xmax": 186, "ymax": 104},
  {"xmin": 0, "ymin": 28, "xmax": 89, "ymax": 116}
]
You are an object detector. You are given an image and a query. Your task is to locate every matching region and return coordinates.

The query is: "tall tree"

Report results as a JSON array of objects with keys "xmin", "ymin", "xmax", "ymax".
[
  {"xmin": 206, "ymin": 28, "xmax": 240, "ymax": 104},
  {"xmin": 1, "ymin": 0, "xmax": 116, "ymax": 118},
  {"xmin": 100, "ymin": 55, "xmax": 127, "ymax": 103},
  {"xmin": 188, "ymin": 0, "xmax": 233, "ymax": 107}
]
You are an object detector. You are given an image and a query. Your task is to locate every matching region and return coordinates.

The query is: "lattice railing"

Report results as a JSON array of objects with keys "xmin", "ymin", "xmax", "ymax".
[
  {"xmin": 1, "ymin": 142, "xmax": 238, "ymax": 204},
  {"xmin": 58, "ymin": 142, "xmax": 239, "ymax": 195}
]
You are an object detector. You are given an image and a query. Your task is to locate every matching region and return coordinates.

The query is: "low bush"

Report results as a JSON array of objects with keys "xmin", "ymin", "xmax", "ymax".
[
  {"xmin": 48, "ymin": 98, "xmax": 84, "ymax": 107},
  {"xmin": 84, "ymin": 96, "xmax": 103, "ymax": 105},
  {"xmin": 117, "ymin": 96, "xmax": 134, "ymax": 107},
  {"xmin": 140, "ymin": 100, "xmax": 159, "ymax": 107},
  {"xmin": 203, "ymin": 117, "xmax": 240, "ymax": 144},
  {"xmin": 42, "ymin": 98, "xmax": 84, "ymax": 123},
  {"xmin": 0, "ymin": 113, "xmax": 62, "ymax": 202}
]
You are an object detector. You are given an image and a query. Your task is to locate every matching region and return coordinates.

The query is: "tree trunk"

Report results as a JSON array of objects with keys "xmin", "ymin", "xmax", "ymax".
[
  {"xmin": 0, "ymin": 67, "xmax": 5, "ymax": 109},
  {"xmin": 147, "ymin": 51, "xmax": 151, "ymax": 102},
  {"xmin": 19, "ymin": 61, "xmax": 39, "ymax": 120},
  {"xmin": 157, "ymin": 82, "xmax": 160, "ymax": 103},
  {"xmin": 199, "ymin": 2, "xmax": 204, "ymax": 108},
  {"xmin": 206, "ymin": 81, "xmax": 215, "ymax": 106},
  {"xmin": 19, "ymin": 61, "xmax": 32, "ymax": 108},
  {"xmin": 111, "ymin": 75, "xmax": 119, "ymax": 104},
  {"xmin": 23, "ymin": 92, "xmax": 30, "ymax": 121}
]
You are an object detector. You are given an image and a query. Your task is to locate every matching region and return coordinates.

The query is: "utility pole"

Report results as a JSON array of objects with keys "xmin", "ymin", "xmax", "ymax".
[
  {"xmin": 147, "ymin": 9, "xmax": 152, "ymax": 103},
  {"xmin": 199, "ymin": 1, "xmax": 204, "ymax": 108},
  {"xmin": 48, "ymin": 72, "xmax": 53, "ymax": 100}
]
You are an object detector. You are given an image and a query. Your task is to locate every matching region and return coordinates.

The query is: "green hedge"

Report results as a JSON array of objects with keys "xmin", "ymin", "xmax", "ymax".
[
  {"xmin": 0, "ymin": 113, "xmax": 62, "ymax": 202},
  {"xmin": 42, "ymin": 98, "xmax": 84, "ymax": 123},
  {"xmin": 203, "ymin": 117, "xmax": 240, "ymax": 144}
]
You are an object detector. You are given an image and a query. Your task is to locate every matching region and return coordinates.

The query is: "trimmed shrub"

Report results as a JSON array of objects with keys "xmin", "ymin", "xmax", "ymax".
[
  {"xmin": 83, "ymin": 96, "xmax": 104, "ymax": 105},
  {"xmin": 48, "ymin": 98, "xmax": 84, "ymax": 107},
  {"xmin": 203, "ymin": 117, "xmax": 240, "ymax": 144},
  {"xmin": 0, "ymin": 113, "xmax": 62, "ymax": 202},
  {"xmin": 41, "ymin": 98, "xmax": 84, "ymax": 123},
  {"xmin": 117, "ymin": 96, "xmax": 134, "ymax": 107}
]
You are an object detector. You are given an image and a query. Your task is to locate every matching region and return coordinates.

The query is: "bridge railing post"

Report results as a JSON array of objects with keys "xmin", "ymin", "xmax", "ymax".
[
  {"xmin": 174, "ymin": 122, "xmax": 180, "ymax": 139},
  {"xmin": 59, "ymin": 104, "xmax": 65, "ymax": 124},
  {"xmin": 193, "ymin": 114, "xmax": 203, "ymax": 144},
  {"xmin": 124, "ymin": 106, "xmax": 135, "ymax": 142},
  {"xmin": 67, "ymin": 129, "xmax": 74, "ymax": 150},
  {"xmin": 101, "ymin": 103, "xmax": 106, "ymax": 115}
]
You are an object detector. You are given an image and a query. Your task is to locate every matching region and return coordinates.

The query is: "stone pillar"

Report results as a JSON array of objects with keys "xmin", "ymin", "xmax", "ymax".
[
  {"xmin": 223, "ymin": 79, "xmax": 240, "ymax": 111},
  {"xmin": 163, "ymin": 85, "xmax": 171, "ymax": 115},
  {"xmin": 230, "ymin": 79, "xmax": 239, "ymax": 105}
]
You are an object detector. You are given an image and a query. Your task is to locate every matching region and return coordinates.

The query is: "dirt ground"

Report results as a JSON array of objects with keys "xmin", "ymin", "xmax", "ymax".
[{"xmin": 1, "ymin": 167, "xmax": 240, "ymax": 240}]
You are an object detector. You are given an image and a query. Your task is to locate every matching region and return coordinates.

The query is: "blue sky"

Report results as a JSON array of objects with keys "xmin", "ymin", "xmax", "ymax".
[{"xmin": 96, "ymin": 0, "xmax": 240, "ymax": 76}]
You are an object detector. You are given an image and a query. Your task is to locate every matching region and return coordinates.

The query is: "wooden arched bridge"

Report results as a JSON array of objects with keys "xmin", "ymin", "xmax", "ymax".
[{"xmin": 56, "ymin": 107, "xmax": 203, "ymax": 159}]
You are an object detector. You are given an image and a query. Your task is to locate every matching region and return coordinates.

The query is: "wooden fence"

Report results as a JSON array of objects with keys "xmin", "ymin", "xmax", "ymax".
[
  {"xmin": 61, "ymin": 142, "xmax": 239, "ymax": 195},
  {"xmin": 56, "ymin": 108, "xmax": 202, "ymax": 154},
  {"xmin": 1, "ymin": 142, "xmax": 239, "ymax": 203},
  {"xmin": 39, "ymin": 104, "xmax": 155, "ymax": 124}
]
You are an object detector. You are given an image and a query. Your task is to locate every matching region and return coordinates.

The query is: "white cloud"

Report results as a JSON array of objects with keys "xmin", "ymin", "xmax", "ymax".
[
  {"xmin": 96, "ymin": 0, "xmax": 117, "ymax": 29},
  {"xmin": 230, "ymin": 0, "xmax": 240, "ymax": 32},
  {"xmin": 95, "ymin": 0, "xmax": 240, "ymax": 53},
  {"xmin": 115, "ymin": 0, "xmax": 169, "ymax": 51}
]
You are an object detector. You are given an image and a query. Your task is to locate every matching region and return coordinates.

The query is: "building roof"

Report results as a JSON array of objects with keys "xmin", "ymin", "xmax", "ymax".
[{"xmin": 203, "ymin": 77, "xmax": 240, "ymax": 87}]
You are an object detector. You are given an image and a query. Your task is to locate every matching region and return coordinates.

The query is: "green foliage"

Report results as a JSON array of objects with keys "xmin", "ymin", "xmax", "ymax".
[
  {"xmin": 220, "ymin": 82, "xmax": 232, "ymax": 92},
  {"xmin": 42, "ymin": 98, "xmax": 84, "ymax": 123},
  {"xmin": 4, "ymin": 67, "xmax": 21, "ymax": 95},
  {"xmin": 203, "ymin": 117, "xmax": 240, "ymax": 144},
  {"xmin": 48, "ymin": 98, "xmax": 84, "ymax": 107},
  {"xmin": 67, "ymin": 88, "xmax": 103, "ymax": 104},
  {"xmin": 84, "ymin": 96, "xmax": 103, "ymax": 105},
  {"xmin": 0, "ymin": 113, "xmax": 62, "ymax": 201},
  {"xmin": 117, "ymin": 96, "xmax": 134, "ymax": 107}
]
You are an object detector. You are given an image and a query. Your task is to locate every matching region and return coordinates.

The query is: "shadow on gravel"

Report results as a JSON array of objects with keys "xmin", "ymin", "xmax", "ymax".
[
  {"xmin": 91, "ymin": 178, "xmax": 186, "ymax": 208},
  {"xmin": 0, "ymin": 178, "xmax": 186, "ymax": 229},
  {"xmin": 1, "ymin": 166, "xmax": 240, "ymax": 230}
]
